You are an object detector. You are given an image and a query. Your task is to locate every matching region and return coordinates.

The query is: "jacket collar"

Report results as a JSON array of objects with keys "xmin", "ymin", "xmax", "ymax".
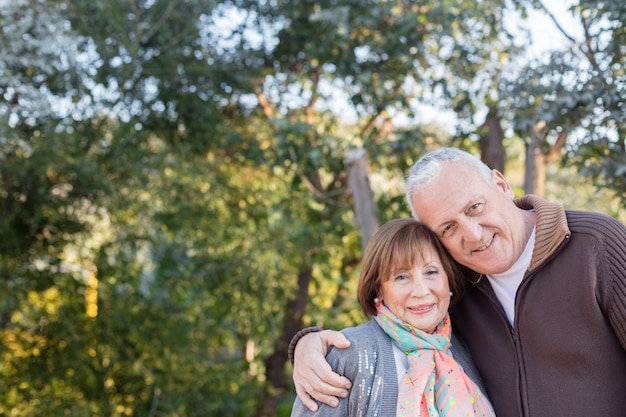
[{"xmin": 514, "ymin": 194, "xmax": 571, "ymax": 272}]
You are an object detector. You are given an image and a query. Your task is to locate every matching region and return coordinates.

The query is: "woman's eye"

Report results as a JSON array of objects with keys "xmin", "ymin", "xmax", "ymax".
[{"xmin": 394, "ymin": 274, "xmax": 409, "ymax": 281}]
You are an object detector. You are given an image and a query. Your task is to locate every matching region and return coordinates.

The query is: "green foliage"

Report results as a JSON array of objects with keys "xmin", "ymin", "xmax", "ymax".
[
  {"xmin": 1, "ymin": 1, "xmax": 624, "ymax": 417},
  {"xmin": 503, "ymin": 0, "xmax": 626, "ymax": 203},
  {"xmin": 566, "ymin": 140, "xmax": 626, "ymax": 205}
]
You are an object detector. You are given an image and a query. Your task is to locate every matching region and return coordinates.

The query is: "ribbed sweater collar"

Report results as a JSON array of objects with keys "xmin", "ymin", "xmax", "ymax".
[{"xmin": 514, "ymin": 194, "xmax": 571, "ymax": 272}]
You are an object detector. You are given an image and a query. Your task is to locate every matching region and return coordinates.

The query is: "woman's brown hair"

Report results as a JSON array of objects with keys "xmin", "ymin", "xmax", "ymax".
[{"xmin": 356, "ymin": 218, "xmax": 465, "ymax": 317}]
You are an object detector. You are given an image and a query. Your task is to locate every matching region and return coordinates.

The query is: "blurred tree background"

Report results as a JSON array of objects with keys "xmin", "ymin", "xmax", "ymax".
[{"xmin": 0, "ymin": 0, "xmax": 624, "ymax": 416}]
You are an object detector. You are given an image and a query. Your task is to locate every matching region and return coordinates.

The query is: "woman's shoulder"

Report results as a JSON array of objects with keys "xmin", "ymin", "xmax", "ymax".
[
  {"xmin": 321, "ymin": 321, "xmax": 382, "ymax": 356},
  {"xmin": 339, "ymin": 320, "xmax": 390, "ymax": 348},
  {"xmin": 326, "ymin": 320, "xmax": 395, "ymax": 379},
  {"xmin": 325, "ymin": 320, "xmax": 393, "ymax": 365}
]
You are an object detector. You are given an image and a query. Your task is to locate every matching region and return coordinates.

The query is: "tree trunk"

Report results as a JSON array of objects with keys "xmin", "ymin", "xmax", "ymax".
[
  {"xmin": 524, "ymin": 136, "xmax": 540, "ymax": 195},
  {"xmin": 255, "ymin": 149, "xmax": 379, "ymax": 416},
  {"xmin": 345, "ymin": 148, "xmax": 379, "ymax": 252},
  {"xmin": 253, "ymin": 266, "xmax": 313, "ymax": 417},
  {"xmin": 479, "ymin": 107, "xmax": 505, "ymax": 173},
  {"xmin": 524, "ymin": 123, "xmax": 567, "ymax": 197}
]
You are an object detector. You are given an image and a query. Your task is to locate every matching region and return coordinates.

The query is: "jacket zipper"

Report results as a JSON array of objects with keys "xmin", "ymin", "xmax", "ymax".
[
  {"xmin": 473, "ymin": 280, "xmax": 524, "ymax": 416},
  {"xmin": 511, "ymin": 234, "xmax": 571, "ymax": 417}
]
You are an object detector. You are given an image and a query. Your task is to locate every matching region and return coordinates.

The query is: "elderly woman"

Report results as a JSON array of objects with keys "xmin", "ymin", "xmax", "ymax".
[{"xmin": 290, "ymin": 218, "xmax": 494, "ymax": 417}]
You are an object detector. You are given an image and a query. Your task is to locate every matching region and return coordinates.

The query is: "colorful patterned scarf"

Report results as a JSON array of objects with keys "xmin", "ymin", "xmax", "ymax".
[{"xmin": 374, "ymin": 303, "xmax": 495, "ymax": 417}]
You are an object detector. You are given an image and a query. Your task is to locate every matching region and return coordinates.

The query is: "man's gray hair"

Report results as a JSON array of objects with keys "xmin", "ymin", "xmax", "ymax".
[{"xmin": 405, "ymin": 148, "xmax": 494, "ymax": 218}]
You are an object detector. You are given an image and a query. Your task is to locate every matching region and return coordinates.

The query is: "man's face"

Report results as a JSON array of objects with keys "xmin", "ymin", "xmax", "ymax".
[{"xmin": 411, "ymin": 162, "xmax": 529, "ymax": 275}]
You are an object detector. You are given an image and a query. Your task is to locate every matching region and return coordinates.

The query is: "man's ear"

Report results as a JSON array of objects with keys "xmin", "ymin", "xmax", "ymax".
[{"xmin": 492, "ymin": 169, "xmax": 515, "ymax": 198}]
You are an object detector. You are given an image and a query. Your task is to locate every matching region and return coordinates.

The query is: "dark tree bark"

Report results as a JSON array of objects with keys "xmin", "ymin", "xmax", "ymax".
[
  {"xmin": 524, "ymin": 122, "xmax": 568, "ymax": 196},
  {"xmin": 524, "ymin": 135, "xmax": 541, "ymax": 195},
  {"xmin": 253, "ymin": 266, "xmax": 312, "ymax": 417},
  {"xmin": 479, "ymin": 107, "xmax": 505, "ymax": 172}
]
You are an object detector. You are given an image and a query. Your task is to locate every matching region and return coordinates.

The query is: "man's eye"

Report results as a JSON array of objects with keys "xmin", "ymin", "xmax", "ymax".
[
  {"xmin": 441, "ymin": 224, "xmax": 455, "ymax": 237},
  {"xmin": 469, "ymin": 202, "xmax": 485, "ymax": 213}
]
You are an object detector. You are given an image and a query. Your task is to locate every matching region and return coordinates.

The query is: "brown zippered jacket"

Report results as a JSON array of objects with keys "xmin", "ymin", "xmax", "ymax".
[{"xmin": 450, "ymin": 195, "xmax": 626, "ymax": 417}]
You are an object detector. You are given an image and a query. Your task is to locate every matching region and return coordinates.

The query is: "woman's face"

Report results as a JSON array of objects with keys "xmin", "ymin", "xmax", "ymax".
[{"xmin": 379, "ymin": 246, "xmax": 450, "ymax": 333}]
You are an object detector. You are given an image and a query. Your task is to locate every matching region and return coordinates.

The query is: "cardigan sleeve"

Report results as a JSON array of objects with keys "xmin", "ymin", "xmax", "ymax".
[{"xmin": 287, "ymin": 326, "xmax": 323, "ymax": 365}]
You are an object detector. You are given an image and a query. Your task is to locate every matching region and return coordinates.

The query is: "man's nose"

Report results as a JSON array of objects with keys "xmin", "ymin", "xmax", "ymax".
[{"xmin": 460, "ymin": 219, "xmax": 482, "ymax": 242}]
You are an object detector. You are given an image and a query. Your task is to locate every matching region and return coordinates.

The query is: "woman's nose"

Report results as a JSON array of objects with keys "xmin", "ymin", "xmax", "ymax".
[{"xmin": 410, "ymin": 277, "xmax": 430, "ymax": 297}]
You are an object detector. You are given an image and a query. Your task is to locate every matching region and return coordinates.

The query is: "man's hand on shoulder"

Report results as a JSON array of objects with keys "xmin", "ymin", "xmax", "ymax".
[{"xmin": 293, "ymin": 330, "xmax": 352, "ymax": 412}]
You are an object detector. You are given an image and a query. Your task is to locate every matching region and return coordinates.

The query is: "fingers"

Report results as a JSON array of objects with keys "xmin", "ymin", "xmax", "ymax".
[
  {"xmin": 306, "ymin": 388, "xmax": 342, "ymax": 409},
  {"xmin": 295, "ymin": 383, "xmax": 319, "ymax": 412},
  {"xmin": 292, "ymin": 330, "xmax": 353, "ymax": 409},
  {"xmin": 320, "ymin": 329, "xmax": 351, "ymax": 349},
  {"xmin": 293, "ymin": 350, "xmax": 336, "ymax": 407},
  {"xmin": 295, "ymin": 369, "xmax": 350, "ymax": 410}
]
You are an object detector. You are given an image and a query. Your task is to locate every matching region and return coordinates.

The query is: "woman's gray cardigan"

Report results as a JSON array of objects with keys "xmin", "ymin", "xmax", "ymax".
[{"xmin": 290, "ymin": 319, "xmax": 489, "ymax": 417}]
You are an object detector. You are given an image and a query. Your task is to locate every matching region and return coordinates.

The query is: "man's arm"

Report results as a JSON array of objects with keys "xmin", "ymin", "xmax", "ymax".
[
  {"xmin": 604, "ymin": 217, "xmax": 626, "ymax": 349},
  {"xmin": 291, "ymin": 329, "xmax": 353, "ymax": 412}
]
